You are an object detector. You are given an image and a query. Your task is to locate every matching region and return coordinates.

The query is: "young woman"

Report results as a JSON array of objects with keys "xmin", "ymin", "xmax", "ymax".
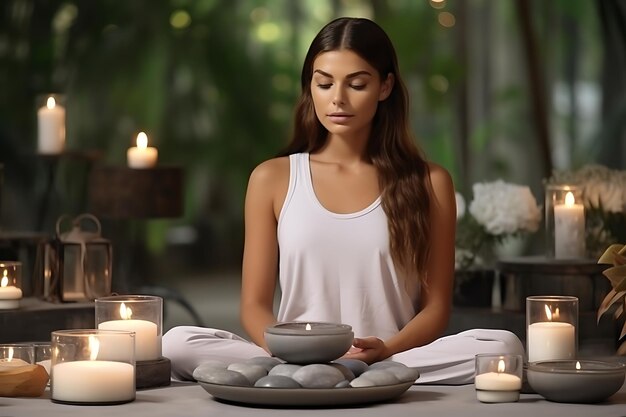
[{"xmin": 163, "ymin": 17, "xmax": 523, "ymax": 383}]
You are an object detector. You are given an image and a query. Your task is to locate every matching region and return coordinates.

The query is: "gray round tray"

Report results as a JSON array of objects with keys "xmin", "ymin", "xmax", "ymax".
[{"xmin": 198, "ymin": 380, "xmax": 414, "ymax": 407}]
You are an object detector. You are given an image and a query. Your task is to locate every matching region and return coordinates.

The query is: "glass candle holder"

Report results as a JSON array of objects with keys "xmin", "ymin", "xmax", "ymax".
[
  {"xmin": 475, "ymin": 354, "xmax": 523, "ymax": 403},
  {"xmin": 527, "ymin": 296, "xmax": 578, "ymax": 362},
  {"xmin": 545, "ymin": 184, "xmax": 585, "ymax": 259},
  {"xmin": 95, "ymin": 295, "xmax": 162, "ymax": 362},
  {"xmin": 51, "ymin": 329, "xmax": 135, "ymax": 405},
  {"xmin": 0, "ymin": 344, "xmax": 34, "ymax": 372},
  {"xmin": 0, "ymin": 261, "xmax": 22, "ymax": 310},
  {"xmin": 33, "ymin": 342, "xmax": 52, "ymax": 376},
  {"xmin": 36, "ymin": 94, "xmax": 66, "ymax": 155}
]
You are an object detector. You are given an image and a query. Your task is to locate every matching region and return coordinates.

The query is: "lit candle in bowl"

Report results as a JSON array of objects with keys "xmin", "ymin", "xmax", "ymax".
[
  {"xmin": 528, "ymin": 360, "xmax": 626, "ymax": 403},
  {"xmin": 51, "ymin": 330, "xmax": 135, "ymax": 405},
  {"xmin": 475, "ymin": 355, "xmax": 523, "ymax": 403},
  {"xmin": 526, "ymin": 296, "xmax": 577, "ymax": 363},
  {"xmin": 37, "ymin": 95, "xmax": 66, "ymax": 154},
  {"xmin": 554, "ymin": 191, "xmax": 585, "ymax": 259},
  {"xmin": 264, "ymin": 322, "xmax": 354, "ymax": 364},
  {"xmin": 0, "ymin": 270, "xmax": 22, "ymax": 310},
  {"xmin": 127, "ymin": 131, "xmax": 158, "ymax": 169}
]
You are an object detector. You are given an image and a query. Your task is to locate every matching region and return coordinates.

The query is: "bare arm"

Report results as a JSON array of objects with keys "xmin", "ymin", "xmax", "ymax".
[
  {"xmin": 240, "ymin": 158, "xmax": 290, "ymax": 351},
  {"xmin": 346, "ymin": 163, "xmax": 456, "ymax": 362}
]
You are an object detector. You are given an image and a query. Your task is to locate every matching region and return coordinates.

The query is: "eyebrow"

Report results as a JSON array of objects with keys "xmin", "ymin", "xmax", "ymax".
[{"xmin": 313, "ymin": 69, "xmax": 372, "ymax": 79}]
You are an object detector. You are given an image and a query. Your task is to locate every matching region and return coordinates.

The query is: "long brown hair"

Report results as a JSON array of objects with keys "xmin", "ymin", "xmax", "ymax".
[{"xmin": 279, "ymin": 17, "xmax": 432, "ymax": 281}]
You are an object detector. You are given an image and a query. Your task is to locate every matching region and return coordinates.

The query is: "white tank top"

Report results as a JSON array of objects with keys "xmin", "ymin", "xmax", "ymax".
[{"xmin": 276, "ymin": 153, "xmax": 420, "ymax": 340}]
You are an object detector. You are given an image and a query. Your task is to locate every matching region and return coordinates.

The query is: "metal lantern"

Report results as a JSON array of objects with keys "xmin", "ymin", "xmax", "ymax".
[{"xmin": 47, "ymin": 213, "xmax": 112, "ymax": 302}]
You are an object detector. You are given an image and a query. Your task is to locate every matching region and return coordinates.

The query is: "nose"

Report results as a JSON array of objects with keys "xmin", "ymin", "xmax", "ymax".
[{"xmin": 332, "ymin": 86, "xmax": 345, "ymax": 106}]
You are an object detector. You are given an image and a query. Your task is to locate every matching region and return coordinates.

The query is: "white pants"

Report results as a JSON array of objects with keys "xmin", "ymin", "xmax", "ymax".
[{"xmin": 162, "ymin": 326, "xmax": 524, "ymax": 384}]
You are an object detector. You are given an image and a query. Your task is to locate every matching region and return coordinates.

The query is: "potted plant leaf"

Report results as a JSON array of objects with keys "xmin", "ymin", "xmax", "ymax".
[{"xmin": 597, "ymin": 243, "xmax": 626, "ymax": 355}]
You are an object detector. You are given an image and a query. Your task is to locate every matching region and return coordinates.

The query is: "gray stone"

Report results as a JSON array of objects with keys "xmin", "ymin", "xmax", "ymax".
[
  {"xmin": 292, "ymin": 364, "xmax": 345, "ymax": 388},
  {"xmin": 254, "ymin": 375, "xmax": 302, "ymax": 388}
]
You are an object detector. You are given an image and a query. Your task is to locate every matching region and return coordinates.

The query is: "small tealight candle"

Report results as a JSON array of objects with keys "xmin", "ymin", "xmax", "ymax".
[
  {"xmin": 37, "ymin": 95, "xmax": 66, "ymax": 154},
  {"xmin": 0, "ymin": 345, "xmax": 33, "ymax": 372},
  {"xmin": 127, "ymin": 132, "xmax": 158, "ymax": 169},
  {"xmin": 0, "ymin": 263, "xmax": 23, "ymax": 310},
  {"xmin": 475, "ymin": 354, "xmax": 523, "ymax": 403}
]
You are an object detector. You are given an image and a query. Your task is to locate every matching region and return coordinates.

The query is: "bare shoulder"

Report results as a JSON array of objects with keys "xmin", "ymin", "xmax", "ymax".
[
  {"xmin": 248, "ymin": 157, "xmax": 290, "ymax": 187},
  {"xmin": 247, "ymin": 156, "xmax": 291, "ymax": 216},
  {"xmin": 426, "ymin": 162, "xmax": 454, "ymax": 191}
]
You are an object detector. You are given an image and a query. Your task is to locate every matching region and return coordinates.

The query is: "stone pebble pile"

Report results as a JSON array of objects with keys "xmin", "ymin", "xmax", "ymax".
[{"xmin": 193, "ymin": 357, "xmax": 419, "ymax": 389}]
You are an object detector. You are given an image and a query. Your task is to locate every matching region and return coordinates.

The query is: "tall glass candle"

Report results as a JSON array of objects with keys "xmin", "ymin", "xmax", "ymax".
[
  {"xmin": 37, "ymin": 95, "xmax": 66, "ymax": 154},
  {"xmin": 96, "ymin": 295, "xmax": 162, "ymax": 361},
  {"xmin": 545, "ymin": 184, "xmax": 585, "ymax": 259},
  {"xmin": 527, "ymin": 296, "xmax": 578, "ymax": 362}
]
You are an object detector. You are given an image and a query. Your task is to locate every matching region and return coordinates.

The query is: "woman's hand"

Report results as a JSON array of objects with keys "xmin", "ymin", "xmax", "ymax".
[{"xmin": 342, "ymin": 337, "xmax": 390, "ymax": 364}]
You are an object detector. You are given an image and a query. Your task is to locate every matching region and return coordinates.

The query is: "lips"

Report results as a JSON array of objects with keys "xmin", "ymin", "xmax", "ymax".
[{"xmin": 327, "ymin": 113, "xmax": 354, "ymax": 124}]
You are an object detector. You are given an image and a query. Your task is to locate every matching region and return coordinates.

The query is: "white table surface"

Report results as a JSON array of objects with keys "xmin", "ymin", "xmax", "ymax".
[{"xmin": 2, "ymin": 381, "xmax": 626, "ymax": 417}]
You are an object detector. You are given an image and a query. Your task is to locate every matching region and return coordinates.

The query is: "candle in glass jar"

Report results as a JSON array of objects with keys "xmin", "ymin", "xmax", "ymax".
[
  {"xmin": 554, "ymin": 191, "xmax": 585, "ymax": 259},
  {"xmin": 52, "ymin": 335, "xmax": 134, "ymax": 403},
  {"xmin": 127, "ymin": 132, "xmax": 158, "ymax": 168},
  {"xmin": 475, "ymin": 359, "xmax": 522, "ymax": 403},
  {"xmin": 37, "ymin": 96, "xmax": 66, "ymax": 154},
  {"xmin": 0, "ymin": 347, "xmax": 30, "ymax": 372},
  {"xmin": 98, "ymin": 303, "xmax": 158, "ymax": 361},
  {"xmin": 0, "ymin": 270, "xmax": 22, "ymax": 310},
  {"xmin": 527, "ymin": 305, "xmax": 575, "ymax": 362}
]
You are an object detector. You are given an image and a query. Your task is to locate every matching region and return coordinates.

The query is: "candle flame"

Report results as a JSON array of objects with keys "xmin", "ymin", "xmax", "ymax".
[
  {"xmin": 565, "ymin": 191, "xmax": 575, "ymax": 206},
  {"xmin": 136, "ymin": 132, "xmax": 148, "ymax": 149},
  {"xmin": 88, "ymin": 335, "xmax": 100, "ymax": 361},
  {"xmin": 1, "ymin": 271, "xmax": 7, "ymax": 287},
  {"xmin": 497, "ymin": 359, "xmax": 505, "ymax": 373},
  {"xmin": 46, "ymin": 96, "xmax": 56, "ymax": 109},
  {"xmin": 544, "ymin": 304, "xmax": 552, "ymax": 321},
  {"xmin": 7, "ymin": 347, "xmax": 13, "ymax": 362},
  {"xmin": 554, "ymin": 307, "xmax": 560, "ymax": 319},
  {"xmin": 576, "ymin": 361, "xmax": 581, "ymax": 370},
  {"xmin": 119, "ymin": 302, "xmax": 133, "ymax": 320},
  {"xmin": 305, "ymin": 323, "xmax": 312, "ymax": 331}
]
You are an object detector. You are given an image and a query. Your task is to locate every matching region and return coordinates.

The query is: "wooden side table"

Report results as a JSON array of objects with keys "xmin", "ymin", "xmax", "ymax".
[
  {"xmin": 0, "ymin": 297, "xmax": 94, "ymax": 343},
  {"xmin": 495, "ymin": 256, "xmax": 610, "ymax": 312}
]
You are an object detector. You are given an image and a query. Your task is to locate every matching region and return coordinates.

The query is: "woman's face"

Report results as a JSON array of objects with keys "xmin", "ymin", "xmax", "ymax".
[{"xmin": 310, "ymin": 49, "xmax": 392, "ymax": 139}]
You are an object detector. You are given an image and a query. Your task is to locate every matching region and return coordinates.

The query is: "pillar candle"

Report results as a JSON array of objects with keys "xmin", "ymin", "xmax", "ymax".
[
  {"xmin": 127, "ymin": 132, "xmax": 158, "ymax": 168},
  {"xmin": 527, "ymin": 321, "xmax": 576, "ymax": 362},
  {"xmin": 52, "ymin": 361, "xmax": 134, "ymax": 403},
  {"xmin": 475, "ymin": 371, "xmax": 521, "ymax": 403},
  {"xmin": 554, "ymin": 191, "xmax": 585, "ymax": 259},
  {"xmin": 37, "ymin": 96, "xmax": 66, "ymax": 154}
]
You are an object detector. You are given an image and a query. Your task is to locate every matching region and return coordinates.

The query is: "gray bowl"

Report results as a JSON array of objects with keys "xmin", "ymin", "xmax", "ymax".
[
  {"xmin": 264, "ymin": 322, "xmax": 353, "ymax": 364},
  {"xmin": 527, "ymin": 360, "xmax": 626, "ymax": 403}
]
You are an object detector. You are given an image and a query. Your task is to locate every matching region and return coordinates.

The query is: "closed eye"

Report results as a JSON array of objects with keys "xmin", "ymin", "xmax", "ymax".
[
  {"xmin": 316, "ymin": 83, "xmax": 332, "ymax": 89},
  {"xmin": 350, "ymin": 84, "xmax": 366, "ymax": 90}
]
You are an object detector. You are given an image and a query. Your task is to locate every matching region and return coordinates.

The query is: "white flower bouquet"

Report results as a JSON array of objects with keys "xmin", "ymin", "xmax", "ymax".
[{"xmin": 455, "ymin": 180, "xmax": 542, "ymax": 270}]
